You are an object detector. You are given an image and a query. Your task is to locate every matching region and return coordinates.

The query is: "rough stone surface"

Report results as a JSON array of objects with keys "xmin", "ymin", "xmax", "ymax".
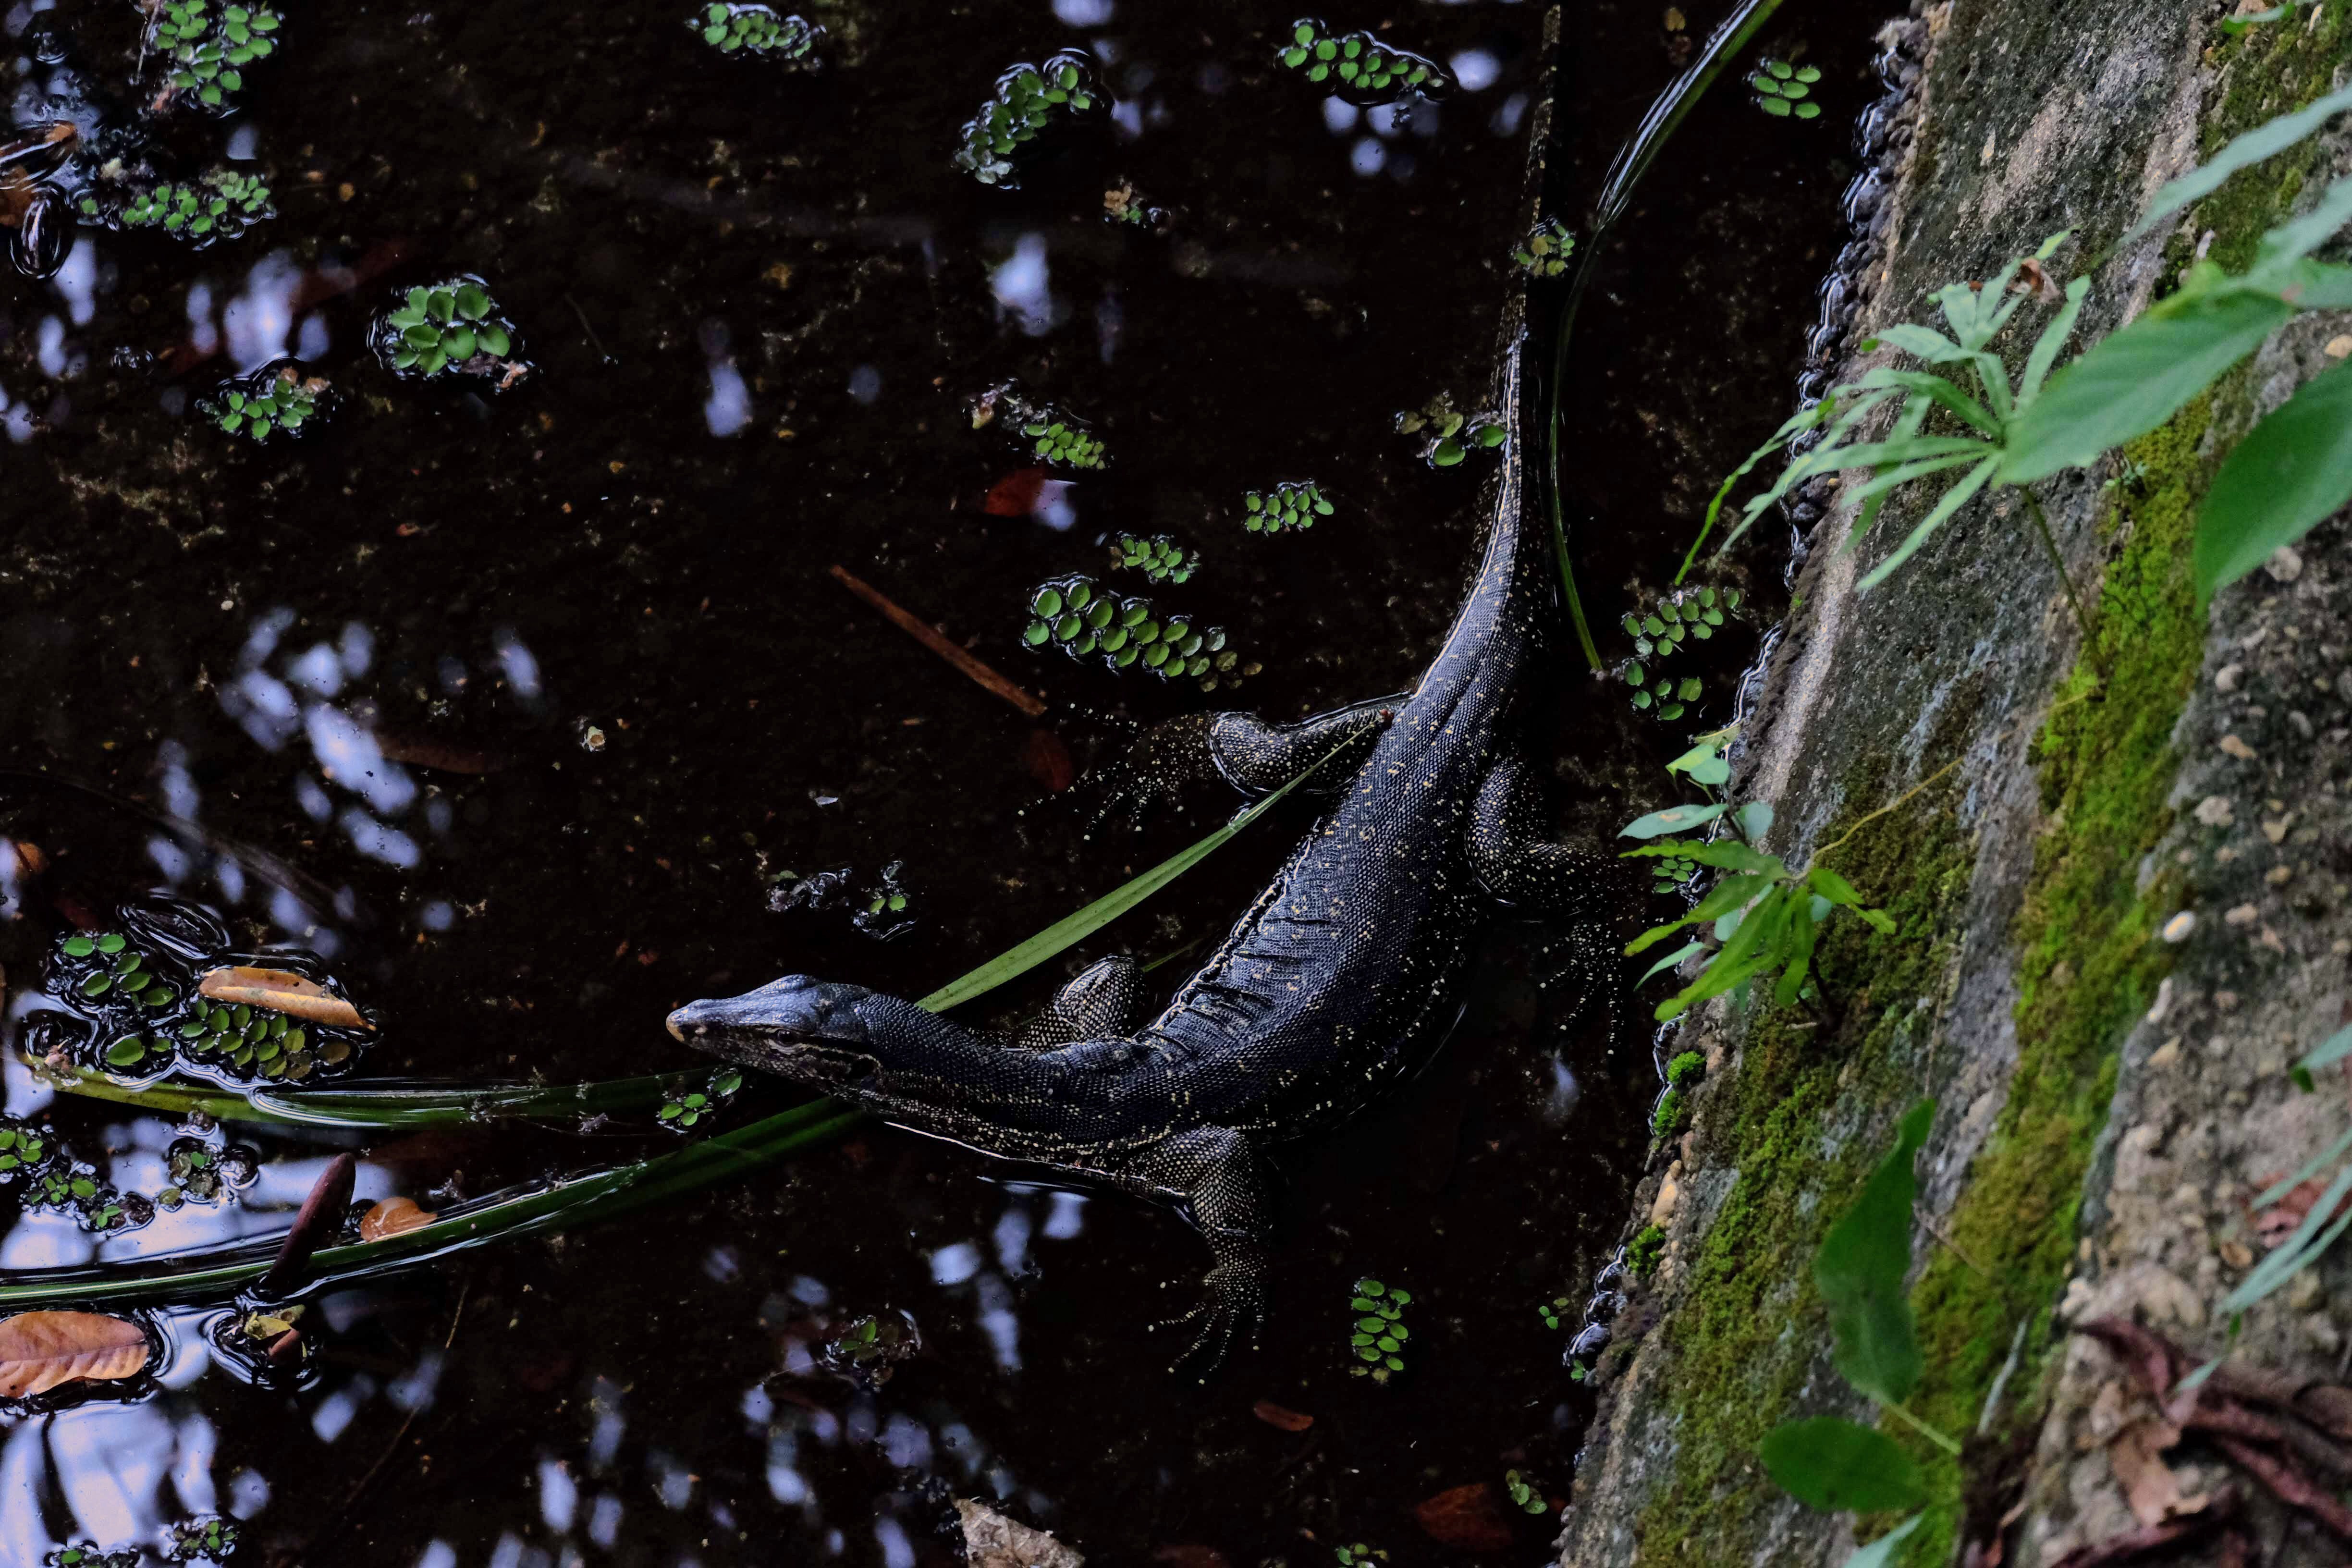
[
  {"xmin": 1555, "ymin": 1, "xmax": 2352, "ymax": 1564},
  {"xmin": 956, "ymin": 1498, "xmax": 1084, "ymax": 1568}
]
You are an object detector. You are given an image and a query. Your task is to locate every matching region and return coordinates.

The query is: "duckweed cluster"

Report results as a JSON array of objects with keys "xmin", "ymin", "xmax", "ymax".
[
  {"xmin": 164, "ymin": 1518, "xmax": 240, "ymax": 1565},
  {"xmin": 84, "ymin": 169, "xmax": 272, "ymax": 241},
  {"xmin": 149, "ymin": 0, "xmax": 282, "ymax": 111},
  {"xmin": 1512, "ymin": 217, "xmax": 1576, "ymax": 278},
  {"xmin": 1346, "ymin": 1277, "xmax": 1411, "ymax": 1382},
  {"xmin": 1396, "ymin": 395, "xmax": 1507, "ymax": 467},
  {"xmin": 1504, "ymin": 1470, "xmax": 1549, "ymax": 1515},
  {"xmin": 47, "ymin": 1546, "xmax": 137, "ymax": 1568},
  {"xmin": 1021, "ymin": 575, "xmax": 1243, "ymax": 690},
  {"xmin": 659, "ymin": 1067, "xmax": 743, "ymax": 1131},
  {"xmin": 1332, "ymin": 1547, "xmax": 1387, "ymax": 1566},
  {"xmin": 157, "ymin": 1135, "xmax": 257, "ymax": 1208},
  {"xmin": 1242, "ymin": 480, "xmax": 1332, "ymax": 535},
  {"xmin": 1109, "ymin": 531, "xmax": 1200, "ymax": 584},
  {"xmin": 177, "ymin": 994, "xmax": 358, "ymax": 1083},
  {"xmin": 0, "ymin": 1114, "xmax": 146, "ymax": 1234},
  {"xmin": 1750, "ymin": 59, "xmax": 1823, "ymax": 118},
  {"xmin": 373, "ymin": 278, "xmax": 520, "ymax": 381},
  {"xmin": 691, "ymin": 3, "xmax": 821, "ymax": 60},
  {"xmin": 1025, "ymin": 411, "xmax": 1106, "ymax": 469},
  {"xmin": 1277, "ymin": 20, "xmax": 1448, "ymax": 103},
  {"xmin": 1617, "ymin": 584, "xmax": 1742, "ymax": 720},
  {"xmin": 1646, "ymin": 845, "xmax": 1698, "ymax": 895},
  {"xmin": 1102, "ymin": 180, "xmax": 1165, "ymax": 228},
  {"xmin": 197, "ymin": 364, "xmax": 326, "ymax": 441},
  {"xmin": 954, "ymin": 52, "xmax": 1101, "ymax": 188},
  {"xmin": 854, "ymin": 860, "xmax": 917, "ymax": 939}
]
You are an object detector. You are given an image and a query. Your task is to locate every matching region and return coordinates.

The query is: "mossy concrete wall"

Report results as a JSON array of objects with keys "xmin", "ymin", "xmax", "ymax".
[{"xmin": 1556, "ymin": 2, "xmax": 2352, "ymax": 1564}]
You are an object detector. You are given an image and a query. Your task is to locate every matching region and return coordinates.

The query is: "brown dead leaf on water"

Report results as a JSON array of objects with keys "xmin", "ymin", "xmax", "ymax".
[
  {"xmin": 196, "ymin": 967, "xmax": 371, "ymax": 1030},
  {"xmin": 1250, "ymin": 1398, "xmax": 1314, "ymax": 1432},
  {"xmin": 358, "ymin": 1196, "xmax": 436, "ymax": 1241},
  {"xmin": 2107, "ymin": 1416, "xmax": 2203, "ymax": 1527},
  {"xmin": 0, "ymin": 1311, "xmax": 149, "ymax": 1397},
  {"xmin": 371, "ymin": 733, "xmax": 502, "ymax": 774}
]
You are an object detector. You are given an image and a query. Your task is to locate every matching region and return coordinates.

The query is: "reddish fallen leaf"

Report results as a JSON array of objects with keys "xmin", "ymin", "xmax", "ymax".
[
  {"xmin": 1026, "ymin": 729, "xmax": 1076, "ymax": 792},
  {"xmin": 261, "ymin": 1153, "xmax": 356, "ymax": 1297},
  {"xmin": 197, "ymin": 967, "xmax": 372, "ymax": 1031},
  {"xmin": 358, "ymin": 1196, "xmax": 436, "ymax": 1242},
  {"xmin": 0, "ymin": 1311, "xmax": 150, "ymax": 1396},
  {"xmin": 1250, "ymin": 1399, "xmax": 1314, "ymax": 1432},
  {"xmin": 2, "ymin": 838, "xmax": 46, "ymax": 876},
  {"xmin": 372, "ymin": 733, "xmax": 502, "ymax": 774},
  {"xmin": 984, "ymin": 466, "xmax": 1050, "ymax": 516},
  {"xmin": 2106, "ymin": 1417, "xmax": 2196, "ymax": 1527},
  {"xmin": 1414, "ymin": 1482, "xmax": 1516, "ymax": 1550},
  {"xmin": 1152, "ymin": 1549, "xmax": 1231, "ymax": 1568}
]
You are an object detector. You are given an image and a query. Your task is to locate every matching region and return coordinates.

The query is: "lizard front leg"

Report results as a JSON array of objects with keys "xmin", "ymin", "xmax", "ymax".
[
  {"xmin": 1088, "ymin": 697, "xmax": 1400, "ymax": 833},
  {"xmin": 1467, "ymin": 753, "xmax": 1628, "ymax": 1028},
  {"xmin": 1130, "ymin": 1125, "xmax": 1273, "ymax": 1378}
]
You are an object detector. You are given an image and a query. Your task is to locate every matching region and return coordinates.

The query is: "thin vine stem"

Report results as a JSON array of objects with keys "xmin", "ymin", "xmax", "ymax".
[
  {"xmin": 1882, "ymin": 1399, "xmax": 1963, "ymax": 1457},
  {"xmin": 2020, "ymin": 485, "xmax": 2110, "ymax": 684}
]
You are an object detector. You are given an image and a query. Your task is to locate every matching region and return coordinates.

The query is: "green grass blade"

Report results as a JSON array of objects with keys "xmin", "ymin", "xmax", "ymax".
[
  {"xmin": 1855, "ymin": 455, "xmax": 1999, "ymax": 591},
  {"xmin": 1592, "ymin": 0, "xmax": 1788, "ymax": 235},
  {"xmin": 916, "ymin": 743, "xmax": 1346, "ymax": 1013},
  {"xmin": 2127, "ymin": 78, "xmax": 2352, "ymax": 246},
  {"xmin": 30, "ymin": 1060, "xmax": 700, "ymax": 1130}
]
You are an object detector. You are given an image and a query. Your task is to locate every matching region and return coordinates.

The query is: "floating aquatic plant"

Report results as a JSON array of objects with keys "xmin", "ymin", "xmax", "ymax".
[
  {"xmin": 164, "ymin": 1517, "xmax": 239, "ymax": 1565},
  {"xmin": 690, "ymin": 2, "xmax": 821, "ymax": 60},
  {"xmin": 48, "ymin": 1546, "xmax": 137, "ymax": 1568},
  {"xmin": 1504, "ymin": 1469, "xmax": 1550, "ymax": 1516},
  {"xmin": 372, "ymin": 277, "xmax": 522, "ymax": 383},
  {"xmin": 815, "ymin": 1309, "xmax": 921, "ymax": 1386},
  {"xmin": 148, "ymin": 0, "xmax": 282, "ymax": 111},
  {"xmin": 1512, "ymin": 217, "xmax": 1576, "ymax": 279},
  {"xmin": 1615, "ymin": 584, "xmax": 1743, "ymax": 721},
  {"xmin": 1333, "ymin": 1547, "xmax": 1388, "ymax": 1566},
  {"xmin": 196, "ymin": 363, "xmax": 326, "ymax": 441},
  {"xmin": 1346, "ymin": 1276, "xmax": 1410, "ymax": 1382},
  {"xmin": 1749, "ymin": 58, "xmax": 1822, "ymax": 119},
  {"xmin": 953, "ymin": 51, "xmax": 1102, "ymax": 188},
  {"xmin": 857, "ymin": 860, "xmax": 916, "ymax": 939},
  {"xmin": 0, "ymin": 1115, "xmax": 147, "ymax": 1233},
  {"xmin": 1022, "ymin": 575, "xmax": 1244, "ymax": 690},
  {"xmin": 82, "ymin": 169, "xmax": 272, "ymax": 242},
  {"xmin": 1396, "ymin": 393, "xmax": 1506, "ymax": 468},
  {"xmin": 157, "ymin": 1135, "xmax": 256, "ymax": 1209},
  {"xmin": 1646, "ymin": 845, "xmax": 1697, "ymax": 895},
  {"xmin": 1102, "ymin": 179, "xmax": 1165, "ymax": 229},
  {"xmin": 1536, "ymin": 1292, "xmax": 1571, "ymax": 1330},
  {"xmin": 659, "ymin": 1066, "xmax": 743, "ymax": 1131},
  {"xmin": 1024, "ymin": 410, "xmax": 1106, "ymax": 469},
  {"xmin": 1277, "ymin": 19, "xmax": 1448, "ymax": 104},
  {"xmin": 1242, "ymin": 481, "xmax": 1331, "ymax": 535},
  {"xmin": 1109, "ymin": 531, "xmax": 1199, "ymax": 584},
  {"xmin": 768, "ymin": 863, "xmax": 918, "ymax": 940}
]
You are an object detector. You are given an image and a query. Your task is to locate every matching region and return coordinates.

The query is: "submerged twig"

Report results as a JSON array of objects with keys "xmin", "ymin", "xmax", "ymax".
[{"xmin": 830, "ymin": 564, "xmax": 1047, "ymax": 717}]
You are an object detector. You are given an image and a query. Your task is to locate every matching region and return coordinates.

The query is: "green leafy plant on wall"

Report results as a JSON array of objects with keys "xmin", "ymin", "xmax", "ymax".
[
  {"xmin": 1750, "ymin": 57, "xmax": 1822, "ymax": 119},
  {"xmin": 148, "ymin": 0, "xmax": 281, "ymax": 111},
  {"xmin": 1276, "ymin": 19, "xmax": 1449, "ymax": 102},
  {"xmin": 1243, "ymin": 480, "xmax": 1332, "ymax": 535},
  {"xmin": 690, "ymin": 3, "xmax": 821, "ymax": 61},
  {"xmin": 1620, "ymin": 732, "xmax": 1895, "ymax": 1023},
  {"xmin": 1756, "ymin": 1100, "xmax": 1952, "ymax": 1568},
  {"xmin": 1650, "ymin": 1049, "xmax": 1705, "ymax": 1139},
  {"xmin": 1696, "ymin": 79, "xmax": 2352, "ymax": 614},
  {"xmin": 954, "ymin": 52, "xmax": 1102, "ymax": 188}
]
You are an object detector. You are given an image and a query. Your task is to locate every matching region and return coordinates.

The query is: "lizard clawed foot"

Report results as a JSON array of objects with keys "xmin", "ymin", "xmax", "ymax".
[{"xmin": 1148, "ymin": 1264, "xmax": 1265, "ymax": 1380}]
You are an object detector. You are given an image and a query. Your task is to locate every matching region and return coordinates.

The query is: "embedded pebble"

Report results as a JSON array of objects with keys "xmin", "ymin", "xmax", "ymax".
[
  {"xmin": 2216, "ymin": 664, "xmax": 2243, "ymax": 692},
  {"xmin": 2224, "ymin": 904, "xmax": 2259, "ymax": 927},
  {"xmin": 2327, "ymin": 333, "xmax": 2352, "ymax": 360},
  {"xmin": 2262, "ymin": 813, "xmax": 2294, "ymax": 843},
  {"xmin": 2161, "ymin": 911, "xmax": 2197, "ymax": 943},
  {"xmin": 2265, "ymin": 545, "xmax": 2303, "ymax": 583},
  {"xmin": 2219, "ymin": 734, "xmax": 2257, "ymax": 760},
  {"xmin": 2193, "ymin": 796, "xmax": 2234, "ymax": 828},
  {"xmin": 2147, "ymin": 1038, "xmax": 2181, "ymax": 1068}
]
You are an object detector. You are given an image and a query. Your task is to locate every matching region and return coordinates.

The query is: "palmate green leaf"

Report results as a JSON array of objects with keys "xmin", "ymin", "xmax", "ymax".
[
  {"xmin": 2001, "ymin": 290, "xmax": 2296, "ymax": 482},
  {"xmin": 1816, "ymin": 1098, "xmax": 1935, "ymax": 1406},
  {"xmin": 1774, "ymin": 901, "xmax": 1819, "ymax": 1007},
  {"xmin": 1857, "ymin": 455, "xmax": 2000, "ymax": 591},
  {"xmin": 2020, "ymin": 275, "xmax": 2092, "ymax": 406},
  {"xmin": 1842, "ymin": 1515, "xmax": 1925, "ymax": 1568},
  {"xmin": 1627, "ymin": 871, "xmax": 1772, "ymax": 956},
  {"xmin": 1759, "ymin": 1418, "xmax": 1927, "ymax": 1513},
  {"xmin": 1624, "ymin": 839, "xmax": 1783, "ymax": 876},
  {"xmin": 2196, "ymin": 358, "xmax": 2352, "ymax": 601},
  {"xmin": 1620, "ymin": 801, "xmax": 1728, "ymax": 840},
  {"xmin": 1638, "ymin": 939, "xmax": 1706, "ymax": 986},
  {"xmin": 2128, "ymin": 78, "xmax": 2352, "ymax": 246},
  {"xmin": 1856, "ymin": 368, "xmax": 1998, "ymax": 435},
  {"xmin": 1666, "ymin": 737, "xmax": 1731, "ymax": 785}
]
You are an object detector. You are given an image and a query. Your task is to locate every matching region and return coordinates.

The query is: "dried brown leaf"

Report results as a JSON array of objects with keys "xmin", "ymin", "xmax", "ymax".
[
  {"xmin": 358, "ymin": 1196, "xmax": 436, "ymax": 1241},
  {"xmin": 2107, "ymin": 1417, "xmax": 2196, "ymax": 1527},
  {"xmin": 0, "ymin": 1311, "xmax": 149, "ymax": 1397},
  {"xmin": 1413, "ymin": 1482, "xmax": 1516, "ymax": 1550},
  {"xmin": 1250, "ymin": 1399, "xmax": 1313, "ymax": 1432},
  {"xmin": 196, "ymin": 966, "xmax": 371, "ymax": 1030},
  {"xmin": 2251, "ymin": 1175, "xmax": 2352, "ymax": 1247}
]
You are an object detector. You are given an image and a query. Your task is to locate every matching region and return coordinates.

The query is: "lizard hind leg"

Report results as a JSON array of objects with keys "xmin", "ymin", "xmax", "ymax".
[
  {"xmin": 1132, "ymin": 1126, "xmax": 1273, "ymax": 1380},
  {"xmin": 1012, "ymin": 954, "xmax": 1142, "ymax": 1052},
  {"xmin": 1083, "ymin": 697, "xmax": 1400, "ymax": 834}
]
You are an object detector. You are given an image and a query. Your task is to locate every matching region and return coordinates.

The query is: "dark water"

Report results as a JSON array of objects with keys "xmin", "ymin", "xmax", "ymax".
[{"xmin": 0, "ymin": 0, "xmax": 1885, "ymax": 1561}]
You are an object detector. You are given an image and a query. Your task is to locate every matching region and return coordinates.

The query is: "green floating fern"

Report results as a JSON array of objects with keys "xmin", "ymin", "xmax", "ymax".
[
  {"xmin": 197, "ymin": 363, "xmax": 326, "ymax": 442},
  {"xmin": 1277, "ymin": 18, "xmax": 1449, "ymax": 102},
  {"xmin": 1616, "ymin": 584, "xmax": 1743, "ymax": 721},
  {"xmin": 1243, "ymin": 480, "xmax": 1332, "ymax": 535},
  {"xmin": 150, "ymin": 0, "xmax": 282, "ymax": 110},
  {"xmin": 374, "ymin": 278, "xmax": 521, "ymax": 381},
  {"xmin": 954, "ymin": 51, "xmax": 1102, "ymax": 187},
  {"xmin": 1512, "ymin": 217, "xmax": 1576, "ymax": 278},
  {"xmin": 86, "ymin": 169, "xmax": 273, "ymax": 242},
  {"xmin": 1751, "ymin": 58, "xmax": 1823, "ymax": 119},
  {"xmin": 691, "ymin": 2, "xmax": 821, "ymax": 60},
  {"xmin": 1396, "ymin": 394, "xmax": 1505, "ymax": 468},
  {"xmin": 1346, "ymin": 1276, "xmax": 1411, "ymax": 1382},
  {"xmin": 1025, "ymin": 411, "xmax": 1106, "ymax": 469},
  {"xmin": 1021, "ymin": 575, "xmax": 1245, "ymax": 691},
  {"xmin": 1109, "ymin": 531, "xmax": 1199, "ymax": 584}
]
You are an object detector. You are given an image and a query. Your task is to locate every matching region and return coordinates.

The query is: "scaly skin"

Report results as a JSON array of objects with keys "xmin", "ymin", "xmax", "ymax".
[{"xmin": 667, "ymin": 329, "xmax": 1619, "ymax": 1372}]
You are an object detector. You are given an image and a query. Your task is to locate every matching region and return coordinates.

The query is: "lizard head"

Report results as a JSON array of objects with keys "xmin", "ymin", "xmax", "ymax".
[{"xmin": 665, "ymin": 975, "xmax": 887, "ymax": 1090}]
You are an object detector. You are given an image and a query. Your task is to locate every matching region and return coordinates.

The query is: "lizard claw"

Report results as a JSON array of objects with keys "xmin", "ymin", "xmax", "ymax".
[{"xmin": 1149, "ymin": 1264, "xmax": 1264, "ymax": 1380}]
